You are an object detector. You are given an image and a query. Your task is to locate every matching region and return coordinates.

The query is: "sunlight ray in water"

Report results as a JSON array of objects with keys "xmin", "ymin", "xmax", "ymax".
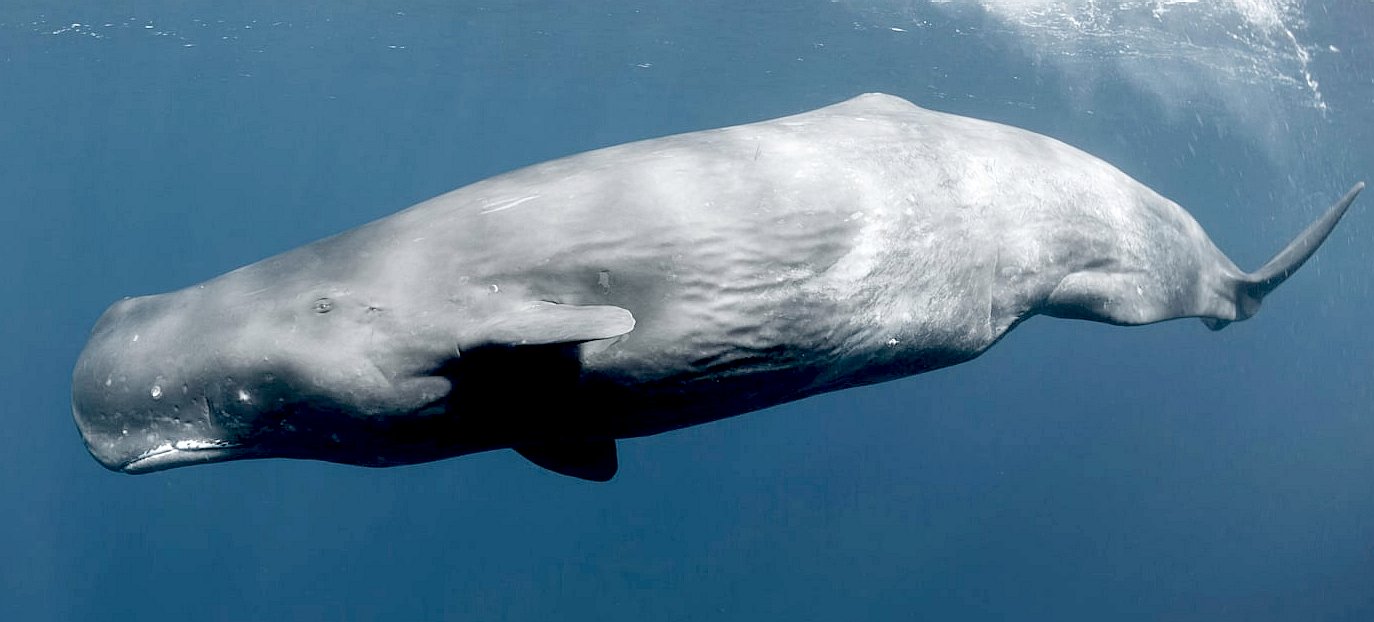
[{"xmin": 841, "ymin": 0, "xmax": 1333, "ymax": 163}]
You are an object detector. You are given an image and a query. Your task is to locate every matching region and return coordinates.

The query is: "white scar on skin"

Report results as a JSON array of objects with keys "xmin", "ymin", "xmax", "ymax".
[{"xmin": 479, "ymin": 195, "xmax": 540, "ymax": 215}]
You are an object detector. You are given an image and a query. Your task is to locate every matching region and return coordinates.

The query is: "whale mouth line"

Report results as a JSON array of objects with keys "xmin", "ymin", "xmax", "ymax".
[{"xmin": 121, "ymin": 439, "xmax": 244, "ymax": 473}]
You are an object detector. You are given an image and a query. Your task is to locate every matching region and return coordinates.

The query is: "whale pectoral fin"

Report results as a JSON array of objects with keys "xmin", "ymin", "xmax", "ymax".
[
  {"xmin": 479, "ymin": 301, "xmax": 635, "ymax": 348},
  {"xmin": 514, "ymin": 439, "xmax": 618, "ymax": 482}
]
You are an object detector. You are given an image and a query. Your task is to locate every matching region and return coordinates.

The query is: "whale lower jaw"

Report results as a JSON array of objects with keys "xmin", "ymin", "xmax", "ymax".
[{"xmin": 121, "ymin": 440, "xmax": 245, "ymax": 474}]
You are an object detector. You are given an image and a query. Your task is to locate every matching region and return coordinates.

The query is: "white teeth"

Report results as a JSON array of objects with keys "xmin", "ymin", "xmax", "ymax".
[
  {"xmin": 173, "ymin": 439, "xmax": 235, "ymax": 450},
  {"xmin": 136, "ymin": 442, "xmax": 175, "ymax": 460},
  {"xmin": 121, "ymin": 438, "xmax": 243, "ymax": 473},
  {"xmin": 132, "ymin": 439, "xmax": 237, "ymax": 462}
]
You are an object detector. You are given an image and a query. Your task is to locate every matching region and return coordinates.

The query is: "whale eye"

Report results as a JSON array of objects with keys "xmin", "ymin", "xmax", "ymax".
[{"xmin": 312, "ymin": 297, "xmax": 334, "ymax": 314}]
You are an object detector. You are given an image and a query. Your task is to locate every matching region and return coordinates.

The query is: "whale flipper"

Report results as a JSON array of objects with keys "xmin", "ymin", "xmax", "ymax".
[
  {"xmin": 474, "ymin": 301, "xmax": 636, "ymax": 347},
  {"xmin": 514, "ymin": 439, "xmax": 619, "ymax": 481},
  {"xmin": 1205, "ymin": 182, "xmax": 1364, "ymax": 330}
]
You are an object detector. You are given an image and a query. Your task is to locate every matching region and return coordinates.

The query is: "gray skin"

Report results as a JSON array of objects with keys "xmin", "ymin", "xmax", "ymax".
[{"xmin": 71, "ymin": 93, "xmax": 1363, "ymax": 481}]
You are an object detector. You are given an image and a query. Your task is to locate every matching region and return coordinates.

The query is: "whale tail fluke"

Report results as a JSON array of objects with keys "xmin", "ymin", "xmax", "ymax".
[{"xmin": 1203, "ymin": 181, "xmax": 1364, "ymax": 331}]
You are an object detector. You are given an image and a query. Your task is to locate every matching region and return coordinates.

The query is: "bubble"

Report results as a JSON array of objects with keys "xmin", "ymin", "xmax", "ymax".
[{"xmin": 150, "ymin": 385, "xmax": 163, "ymax": 399}]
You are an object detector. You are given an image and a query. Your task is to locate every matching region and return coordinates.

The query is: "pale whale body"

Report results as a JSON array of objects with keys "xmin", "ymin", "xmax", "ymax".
[{"xmin": 71, "ymin": 94, "xmax": 1363, "ymax": 481}]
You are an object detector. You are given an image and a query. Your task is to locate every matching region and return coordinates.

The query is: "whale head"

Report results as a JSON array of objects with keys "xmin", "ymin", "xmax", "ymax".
[
  {"xmin": 70, "ymin": 263, "xmax": 459, "ymax": 474},
  {"xmin": 71, "ymin": 291, "xmax": 265, "ymax": 473}
]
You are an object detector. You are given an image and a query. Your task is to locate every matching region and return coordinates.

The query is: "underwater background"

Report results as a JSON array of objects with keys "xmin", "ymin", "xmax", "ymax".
[{"xmin": 3, "ymin": 1, "xmax": 1373, "ymax": 619}]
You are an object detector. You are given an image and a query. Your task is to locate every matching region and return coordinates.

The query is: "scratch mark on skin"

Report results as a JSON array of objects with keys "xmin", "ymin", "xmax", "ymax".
[
  {"xmin": 480, "ymin": 195, "xmax": 540, "ymax": 215},
  {"xmin": 988, "ymin": 244, "xmax": 1001, "ymax": 337}
]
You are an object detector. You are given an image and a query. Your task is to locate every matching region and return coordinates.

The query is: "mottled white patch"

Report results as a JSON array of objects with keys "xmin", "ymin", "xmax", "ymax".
[{"xmin": 804, "ymin": 187, "xmax": 893, "ymax": 299}]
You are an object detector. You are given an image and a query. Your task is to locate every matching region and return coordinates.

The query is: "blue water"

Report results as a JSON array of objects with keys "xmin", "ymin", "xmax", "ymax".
[{"xmin": 4, "ymin": 1, "xmax": 1373, "ymax": 619}]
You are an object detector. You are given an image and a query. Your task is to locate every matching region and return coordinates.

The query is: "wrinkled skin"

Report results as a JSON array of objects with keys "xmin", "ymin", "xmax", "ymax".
[{"xmin": 71, "ymin": 94, "xmax": 1362, "ymax": 480}]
